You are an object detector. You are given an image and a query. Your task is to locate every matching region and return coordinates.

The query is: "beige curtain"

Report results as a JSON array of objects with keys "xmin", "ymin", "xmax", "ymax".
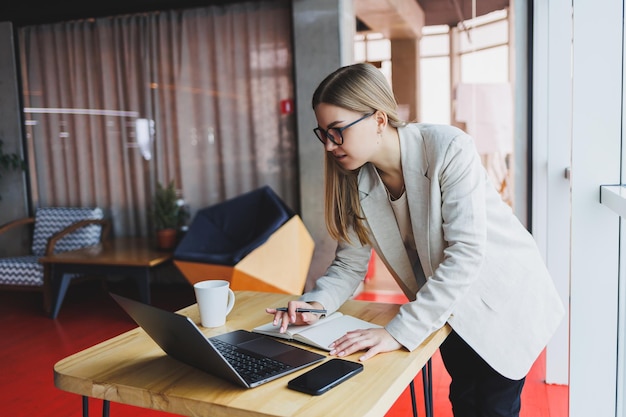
[{"xmin": 19, "ymin": 0, "xmax": 296, "ymax": 237}]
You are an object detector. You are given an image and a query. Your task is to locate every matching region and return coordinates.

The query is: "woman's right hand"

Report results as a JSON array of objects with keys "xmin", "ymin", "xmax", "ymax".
[{"xmin": 265, "ymin": 301, "xmax": 326, "ymax": 333}]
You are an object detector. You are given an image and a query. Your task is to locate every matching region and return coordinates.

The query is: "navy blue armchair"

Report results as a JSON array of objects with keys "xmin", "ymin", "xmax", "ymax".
[{"xmin": 173, "ymin": 186, "xmax": 314, "ymax": 294}]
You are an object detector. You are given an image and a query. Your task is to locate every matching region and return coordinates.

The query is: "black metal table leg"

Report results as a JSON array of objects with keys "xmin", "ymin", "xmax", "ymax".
[
  {"xmin": 82, "ymin": 396, "xmax": 110, "ymax": 417},
  {"xmin": 422, "ymin": 358, "xmax": 433, "ymax": 417},
  {"xmin": 409, "ymin": 380, "xmax": 419, "ymax": 417},
  {"xmin": 103, "ymin": 399, "xmax": 110, "ymax": 417},
  {"xmin": 136, "ymin": 268, "xmax": 151, "ymax": 304},
  {"xmin": 409, "ymin": 358, "xmax": 434, "ymax": 417}
]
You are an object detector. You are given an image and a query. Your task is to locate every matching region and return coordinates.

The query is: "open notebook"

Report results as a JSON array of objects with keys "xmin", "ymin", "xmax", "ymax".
[{"xmin": 252, "ymin": 312, "xmax": 381, "ymax": 351}]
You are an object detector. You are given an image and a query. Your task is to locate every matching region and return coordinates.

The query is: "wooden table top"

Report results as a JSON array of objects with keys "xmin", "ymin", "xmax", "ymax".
[
  {"xmin": 54, "ymin": 291, "xmax": 450, "ymax": 417},
  {"xmin": 40, "ymin": 237, "xmax": 172, "ymax": 267}
]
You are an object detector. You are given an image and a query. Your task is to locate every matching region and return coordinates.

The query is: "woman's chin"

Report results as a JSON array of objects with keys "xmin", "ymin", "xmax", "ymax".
[{"xmin": 335, "ymin": 157, "xmax": 360, "ymax": 171}]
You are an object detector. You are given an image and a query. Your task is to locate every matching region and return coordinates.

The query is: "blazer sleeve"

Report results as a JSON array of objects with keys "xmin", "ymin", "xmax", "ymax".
[
  {"xmin": 386, "ymin": 133, "xmax": 488, "ymax": 351},
  {"xmin": 300, "ymin": 228, "xmax": 371, "ymax": 313}
]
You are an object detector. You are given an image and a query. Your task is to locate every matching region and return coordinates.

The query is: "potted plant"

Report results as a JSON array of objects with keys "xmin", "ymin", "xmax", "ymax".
[
  {"xmin": 152, "ymin": 180, "xmax": 188, "ymax": 250},
  {"xmin": 0, "ymin": 139, "xmax": 25, "ymax": 201}
]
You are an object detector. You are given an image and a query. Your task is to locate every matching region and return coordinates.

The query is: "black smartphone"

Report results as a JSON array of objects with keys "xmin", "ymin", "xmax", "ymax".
[{"xmin": 287, "ymin": 358, "xmax": 364, "ymax": 395}]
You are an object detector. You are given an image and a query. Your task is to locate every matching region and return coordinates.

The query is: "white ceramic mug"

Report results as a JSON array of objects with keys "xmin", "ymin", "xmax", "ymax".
[{"xmin": 193, "ymin": 280, "xmax": 235, "ymax": 327}]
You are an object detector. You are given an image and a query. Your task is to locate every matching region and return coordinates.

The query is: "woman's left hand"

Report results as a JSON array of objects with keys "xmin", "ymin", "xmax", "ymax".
[{"xmin": 329, "ymin": 328, "xmax": 402, "ymax": 361}]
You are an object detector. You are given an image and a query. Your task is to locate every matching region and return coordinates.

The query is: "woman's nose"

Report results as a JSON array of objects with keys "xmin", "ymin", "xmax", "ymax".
[{"xmin": 324, "ymin": 139, "xmax": 338, "ymax": 152}]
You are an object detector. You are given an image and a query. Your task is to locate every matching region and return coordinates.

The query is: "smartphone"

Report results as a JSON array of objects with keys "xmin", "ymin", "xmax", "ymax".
[{"xmin": 287, "ymin": 358, "xmax": 364, "ymax": 395}]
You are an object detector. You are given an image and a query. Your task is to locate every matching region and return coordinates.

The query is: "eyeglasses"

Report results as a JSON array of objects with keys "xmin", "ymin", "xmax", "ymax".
[{"xmin": 313, "ymin": 112, "xmax": 374, "ymax": 146}]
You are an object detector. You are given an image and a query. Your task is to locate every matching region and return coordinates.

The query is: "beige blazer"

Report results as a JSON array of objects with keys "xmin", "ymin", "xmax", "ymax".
[{"xmin": 304, "ymin": 123, "xmax": 565, "ymax": 380}]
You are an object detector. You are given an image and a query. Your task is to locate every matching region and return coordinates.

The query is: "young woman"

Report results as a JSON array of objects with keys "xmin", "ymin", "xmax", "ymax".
[{"xmin": 267, "ymin": 63, "xmax": 564, "ymax": 417}]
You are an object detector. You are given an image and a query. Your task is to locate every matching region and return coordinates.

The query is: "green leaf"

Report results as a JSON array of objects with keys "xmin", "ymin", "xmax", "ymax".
[
  {"xmin": 0, "ymin": 140, "xmax": 26, "ymax": 201},
  {"xmin": 152, "ymin": 180, "xmax": 187, "ymax": 230}
]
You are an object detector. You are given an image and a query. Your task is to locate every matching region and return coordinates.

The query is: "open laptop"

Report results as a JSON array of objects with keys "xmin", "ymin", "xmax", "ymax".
[{"xmin": 110, "ymin": 293, "xmax": 325, "ymax": 388}]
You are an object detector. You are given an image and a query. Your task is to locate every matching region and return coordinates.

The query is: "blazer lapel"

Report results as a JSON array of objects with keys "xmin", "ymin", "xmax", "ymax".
[
  {"xmin": 399, "ymin": 126, "xmax": 434, "ymax": 279},
  {"xmin": 358, "ymin": 165, "xmax": 419, "ymax": 297}
]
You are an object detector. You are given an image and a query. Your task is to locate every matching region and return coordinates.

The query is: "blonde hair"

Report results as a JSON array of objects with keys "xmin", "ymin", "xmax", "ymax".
[{"xmin": 312, "ymin": 63, "xmax": 406, "ymax": 245}]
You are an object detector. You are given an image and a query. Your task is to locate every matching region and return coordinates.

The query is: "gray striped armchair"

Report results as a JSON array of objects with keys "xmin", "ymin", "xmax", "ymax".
[{"xmin": 0, "ymin": 207, "xmax": 110, "ymax": 317}]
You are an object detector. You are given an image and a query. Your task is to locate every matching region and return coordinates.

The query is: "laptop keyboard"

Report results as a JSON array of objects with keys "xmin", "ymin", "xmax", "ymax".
[{"xmin": 211, "ymin": 338, "xmax": 292, "ymax": 383}]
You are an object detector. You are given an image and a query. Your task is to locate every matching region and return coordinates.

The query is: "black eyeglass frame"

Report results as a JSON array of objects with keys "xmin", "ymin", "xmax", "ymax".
[{"xmin": 313, "ymin": 112, "xmax": 375, "ymax": 146}]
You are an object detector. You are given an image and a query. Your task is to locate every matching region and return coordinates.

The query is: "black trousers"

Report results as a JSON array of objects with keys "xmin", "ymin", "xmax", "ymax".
[{"xmin": 439, "ymin": 330, "xmax": 526, "ymax": 417}]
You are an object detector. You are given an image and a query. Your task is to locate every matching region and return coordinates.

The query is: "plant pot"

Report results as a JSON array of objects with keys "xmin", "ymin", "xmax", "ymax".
[{"xmin": 156, "ymin": 228, "xmax": 178, "ymax": 251}]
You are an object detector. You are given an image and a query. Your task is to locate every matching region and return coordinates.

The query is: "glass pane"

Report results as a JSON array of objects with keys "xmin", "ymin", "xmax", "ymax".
[
  {"xmin": 366, "ymin": 38, "xmax": 391, "ymax": 62},
  {"xmin": 420, "ymin": 56, "xmax": 450, "ymax": 124},
  {"xmin": 421, "ymin": 33, "xmax": 449, "ymax": 57},
  {"xmin": 355, "ymin": 39, "xmax": 366, "ymax": 62},
  {"xmin": 461, "ymin": 46, "xmax": 509, "ymax": 83},
  {"xmin": 380, "ymin": 60, "xmax": 392, "ymax": 87}
]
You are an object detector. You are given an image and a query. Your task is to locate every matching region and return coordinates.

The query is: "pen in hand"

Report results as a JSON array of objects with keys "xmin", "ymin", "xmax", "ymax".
[{"xmin": 275, "ymin": 307, "xmax": 327, "ymax": 314}]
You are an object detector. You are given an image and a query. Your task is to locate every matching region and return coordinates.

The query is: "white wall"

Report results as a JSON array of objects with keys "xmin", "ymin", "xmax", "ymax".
[
  {"xmin": 535, "ymin": 0, "xmax": 625, "ymax": 416},
  {"xmin": 569, "ymin": 0, "xmax": 622, "ymax": 413}
]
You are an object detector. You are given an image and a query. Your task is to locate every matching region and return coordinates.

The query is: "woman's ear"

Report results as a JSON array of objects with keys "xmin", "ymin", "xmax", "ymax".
[{"xmin": 374, "ymin": 110, "xmax": 388, "ymax": 133}]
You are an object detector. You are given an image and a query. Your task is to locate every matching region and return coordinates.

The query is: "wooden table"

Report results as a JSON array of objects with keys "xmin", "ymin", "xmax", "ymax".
[
  {"xmin": 54, "ymin": 291, "xmax": 450, "ymax": 417},
  {"xmin": 40, "ymin": 237, "xmax": 173, "ymax": 319}
]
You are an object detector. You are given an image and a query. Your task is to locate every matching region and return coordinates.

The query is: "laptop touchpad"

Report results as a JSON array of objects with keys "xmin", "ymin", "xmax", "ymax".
[{"xmin": 238, "ymin": 338, "xmax": 294, "ymax": 357}]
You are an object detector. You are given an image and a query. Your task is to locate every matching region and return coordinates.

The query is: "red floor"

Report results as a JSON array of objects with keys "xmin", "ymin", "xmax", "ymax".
[{"xmin": 0, "ymin": 281, "xmax": 567, "ymax": 417}]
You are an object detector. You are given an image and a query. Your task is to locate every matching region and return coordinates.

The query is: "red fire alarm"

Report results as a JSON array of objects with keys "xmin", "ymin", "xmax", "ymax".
[{"xmin": 280, "ymin": 99, "xmax": 294, "ymax": 115}]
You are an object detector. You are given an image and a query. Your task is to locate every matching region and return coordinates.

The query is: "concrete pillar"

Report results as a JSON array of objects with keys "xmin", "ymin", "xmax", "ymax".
[
  {"xmin": 390, "ymin": 39, "xmax": 420, "ymax": 122},
  {"xmin": 292, "ymin": 0, "xmax": 355, "ymax": 290},
  {"xmin": 0, "ymin": 21, "xmax": 30, "ymax": 256}
]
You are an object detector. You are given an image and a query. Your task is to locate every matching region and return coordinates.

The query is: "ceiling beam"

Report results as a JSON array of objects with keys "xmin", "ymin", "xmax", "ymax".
[{"xmin": 355, "ymin": 0, "xmax": 425, "ymax": 39}]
